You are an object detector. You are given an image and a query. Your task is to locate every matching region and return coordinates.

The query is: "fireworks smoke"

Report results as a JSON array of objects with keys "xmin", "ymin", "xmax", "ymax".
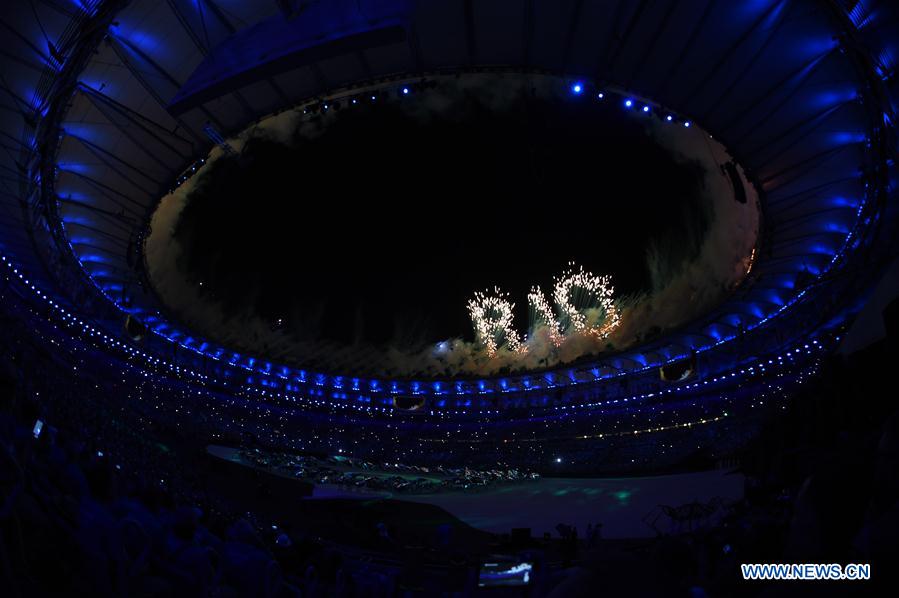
[{"xmin": 145, "ymin": 73, "xmax": 759, "ymax": 378}]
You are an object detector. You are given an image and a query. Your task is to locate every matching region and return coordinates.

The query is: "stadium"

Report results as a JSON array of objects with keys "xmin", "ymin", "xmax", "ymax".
[{"xmin": 1, "ymin": 0, "xmax": 897, "ymax": 595}]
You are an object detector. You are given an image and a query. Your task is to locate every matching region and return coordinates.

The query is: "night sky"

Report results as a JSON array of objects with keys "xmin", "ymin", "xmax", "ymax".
[{"xmin": 174, "ymin": 86, "xmax": 709, "ymax": 347}]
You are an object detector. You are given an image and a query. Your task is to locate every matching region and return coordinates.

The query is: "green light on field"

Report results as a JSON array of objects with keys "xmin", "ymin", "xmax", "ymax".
[{"xmin": 613, "ymin": 489, "xmax": 633, "ymax": 505}]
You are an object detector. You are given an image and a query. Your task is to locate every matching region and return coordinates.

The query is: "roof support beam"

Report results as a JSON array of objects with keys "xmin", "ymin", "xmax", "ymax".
[
  {"xmin": 56, "ymin": 193, "xmax": 138, "ymax": 227},
  {"xmin": 725, "ymin": 50, "xmax": 835, "ymax": 143},
  {"xmin": 561, "ymin": 0, "xmax": 585, "ymax": 72},
  {"xmin": 761, "ymin": 144, "xmax": 854, "ymax": 188},
  {"xmin": 749, "ymin": 102, "xmax": 853, "ymax": 167},
  {"xmin": 603, "ymin": 0, "xmax": 650, "ymax": 78},
  {"xmin": 62, "ymin": 220, "xmax": 132, "ymax": 245},
  {"xmin": 653, "ymin": 0, "xmax": 714, "ymax": 99},
  {"xmin": 57, "ymin": 168, "xmax": 146, "ymax": 213},
  {"xmin": 594, "ymin": 0, "xmax": 627, "ymax": 81},
  {"xmin": 627, "ymin": 0, "xmax": 678, "ymax": 90},
  {"xmin": 704, "ymin": 2, "xmax": 793, "ymax": 123},
  {"xmin": 679, "ymin": 0, "xmax": 786, "ymax": 107},
  {"xmin": 69, "ymin": 133, "xmax": 164, "ymax": 190},
  {"xmin": 463, "ymin": 0, "xmax": 476, "ymax": 65},
  {"xmin": 108, "ymin": 35, "xmax": 208, "ymax": 145},
  {"xmin": 79, "ymin": 84, "xmax": 192, "ymax": 170},
  {"xmin": 522, "ymin": 0, "xmax": 534, "ymax": 68}
]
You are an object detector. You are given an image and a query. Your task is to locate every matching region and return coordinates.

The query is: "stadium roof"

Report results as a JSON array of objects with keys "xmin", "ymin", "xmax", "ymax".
[{"xmin": 1, "ymin": 0, "xmax": 897, "ymax": 393}]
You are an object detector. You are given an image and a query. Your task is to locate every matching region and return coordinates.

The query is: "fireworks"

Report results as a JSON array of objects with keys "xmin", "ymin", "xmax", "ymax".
[
  {"xmin": 469, "ymin": 263, "xmax": 621, "ymax": 356},
  {"xmin": 467, "ymin": 288, "xmax": 522, "ymax": 356},
  {"xmin": 553, "ymin": 262, "xmax": 620, "ymax": 337},
  {"xmin": 527, "ymin": 286, "xmax": 563, "ymax": 347}
]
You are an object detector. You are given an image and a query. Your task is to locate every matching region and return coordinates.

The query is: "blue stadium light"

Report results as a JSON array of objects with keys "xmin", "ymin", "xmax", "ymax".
[
  {"xmin": 624, "ymin": 99, "xmax": 633, "ymax": 108},
  {"xmin": 684, "ymin": 121, "xmax": 691, "ymax": 127},
  {"xmin": 402, "ymin": 87, "xmax": 410, "ymax": 95},
  {"xmin": 597, "ymin": 92, "xmax": 604, "ymax": 99},
  {"xmin": 642, "ymin": 105, "xmax": 650, "ymax": 113},
  {"xmin": 666, "ymin": 115, "xmax": 674, "ymax": 122},
  {"xmin": 571, "ymin": 83, "xmax": 583, "ymax": 94}
]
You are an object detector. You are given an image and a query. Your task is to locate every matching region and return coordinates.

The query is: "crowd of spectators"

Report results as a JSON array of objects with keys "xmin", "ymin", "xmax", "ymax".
[
  {"xmin": 0, "ymin": 307, "xmax": 418, "ymax": 596},
  {"xmin": 4, "ymin": 275, "xmax": 899, "ymax": 595},
  {"xmin": 0, "ymin": 359, "xmax": 478, "ymax": 596},
  {"xmin": 238, "ymin": 448, "xmax": 539, "ymax": 494}
]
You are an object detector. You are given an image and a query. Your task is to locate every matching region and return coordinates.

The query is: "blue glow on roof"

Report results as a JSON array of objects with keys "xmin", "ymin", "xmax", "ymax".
[{"xmin": 1, "ymin": 20, "xmax": 882, "ymax": 409}]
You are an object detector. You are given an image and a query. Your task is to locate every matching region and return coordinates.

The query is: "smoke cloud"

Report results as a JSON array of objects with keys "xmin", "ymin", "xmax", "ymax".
[{"xmin": 145, "ymin": 73, "xmax": 759, "ymax": 377}]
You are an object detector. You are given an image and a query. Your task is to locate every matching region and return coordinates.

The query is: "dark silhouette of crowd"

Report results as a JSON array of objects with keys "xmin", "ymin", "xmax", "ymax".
[{"xmin": 3, "ymin": 275, "xmax": 899, "ymax": 595}]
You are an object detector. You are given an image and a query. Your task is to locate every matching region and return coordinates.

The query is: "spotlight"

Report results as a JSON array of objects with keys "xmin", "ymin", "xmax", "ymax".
[
  {"xmin": 642, "ymin": 105, "xmax": 650, "ymax": 113},
  {"xmin": 666, "ymin": 115, "xmax": 674, "ymax": 122},
  {"xmin": 597, "ymin": 92, "xmax": 604, "ymax": 99},
  {"xmin": 684, "ymin": 121, "xmax": 691, "ymax": 127},
  {"xmin": 571, "ymin": 83, "xmax": 583, "ymax": 94},
  {"xmin": 624, "ymin": 99, "xmax": 633, "ymax": 108},
  {"xmin": 555, "ymin": 457, "xmax": 563, "ymax": 463},
  {"xmin": 402, "ymin": 87, "xmax": 410, "ymax": 95}
]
